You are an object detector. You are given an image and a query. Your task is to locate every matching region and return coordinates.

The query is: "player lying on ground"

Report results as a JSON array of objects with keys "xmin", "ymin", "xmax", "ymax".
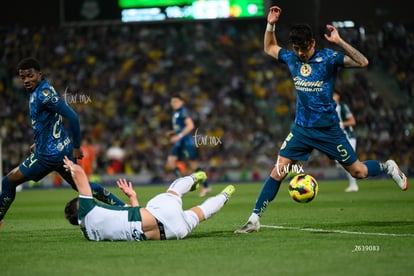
[{"xmin": 63, "ymin": 156, "xmax": 235, "ymax": 241}]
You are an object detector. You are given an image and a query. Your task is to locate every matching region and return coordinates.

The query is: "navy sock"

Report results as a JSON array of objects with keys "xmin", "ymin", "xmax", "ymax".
[
  {"xmin": 89, "ymin": 182, "xmax": 126, "ymax": 206},
  {"xmin": 253, "ymin": 176, "xmax": 281, "ymax": 217},
  {"xmin": 0, "ymin": 177, "xmax": 17, "ymax": 221},
  {"xmin": 363, "ymin": 160, "xmax": 385, "ymax": 177},
  {"xmin": 195, "ymin": 167, "xmax": 209, "ymax": 188}
]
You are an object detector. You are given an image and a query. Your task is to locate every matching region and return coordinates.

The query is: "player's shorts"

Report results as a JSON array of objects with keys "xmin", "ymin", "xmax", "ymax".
[
  {"xmin": 19, "ymin": 149, "xmax": 72, "ymax": 181},
  {"xmin": 145, "ymin": 193, "xmax": 199, "ymax": 240},
  {"xmin": 170, "ymin": 137, "xmax": 198, "ymax": 160},
  {"xmin": 279, "ymin": 124, "xmax": 358, "ymax": 166}
]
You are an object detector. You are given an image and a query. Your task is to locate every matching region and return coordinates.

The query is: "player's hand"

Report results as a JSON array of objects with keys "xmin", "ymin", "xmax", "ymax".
[
  {"xmin": 267, "ymin": 5, "xmax": 282, "ymax": 24},
  {"xmin": 63, "ymin": 156, "xmax": 77, "ymax": 174},
  {"xmin": 170, "ymin": 135, "xmax": 181, "ymax": 144},
  {"xmin": 324, "ymin": 24, "xmax": 341, "ymax": 44},
  {"xmin": 30, "ymin": 143, "xmax": 36, "ymax": 153},
  {"xmin": 117, "ymin": 178, "xmax": 136, "ymax": 197}
]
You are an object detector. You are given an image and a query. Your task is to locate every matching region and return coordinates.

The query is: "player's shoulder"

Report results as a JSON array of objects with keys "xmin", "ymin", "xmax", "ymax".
[
  {"xmin": 318, "ymin": 48, "xmax": 345, "ymax": 59},
  {"xmin": 278, "ymin": 48, "xmax": 294, "ymax": 59},
  {"xmin": 36, "ymin": 80, "xmax": 61, "ymax": 102}
]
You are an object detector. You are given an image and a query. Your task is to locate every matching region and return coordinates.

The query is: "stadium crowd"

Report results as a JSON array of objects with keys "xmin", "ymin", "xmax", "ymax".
[{"xmin": 0, "ymin": 19, "xmax": 413, "ymax": 183}]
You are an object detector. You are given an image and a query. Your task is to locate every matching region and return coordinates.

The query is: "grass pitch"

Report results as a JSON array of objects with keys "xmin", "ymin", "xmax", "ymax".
[{"xmin": 1, "ymin": 178, "xmax": 413, "ymax": 276}]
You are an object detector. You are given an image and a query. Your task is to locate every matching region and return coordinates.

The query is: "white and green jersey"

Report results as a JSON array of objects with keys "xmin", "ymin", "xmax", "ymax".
[
  {"xmin": 78, "ymin": 195, "xmax": 146, "ymax": 241},
  {"xmin": 335, "ymin": 102, "xmax": 355, "ymax": 140}
]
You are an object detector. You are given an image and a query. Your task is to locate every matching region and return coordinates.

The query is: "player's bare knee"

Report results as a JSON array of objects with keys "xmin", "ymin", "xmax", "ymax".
[
  {"xmin": 270, "ymin": 167, "xmax": 286, "ymax": 181},
  {"xmin": 190, "ymin": 206, "xmax": 205, "ymax": 222}
]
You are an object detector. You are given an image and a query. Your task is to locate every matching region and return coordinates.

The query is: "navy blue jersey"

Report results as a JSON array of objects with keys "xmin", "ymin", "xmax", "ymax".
[
  {"xmin": 29, "ymin": 79, "xmax": 80, "ymax": 160},
  {"xmin": 278, "ymin": 48, "xmax": 345, "ymax": 127},
  {"xmin": 172, "ymin": 107, "xmax": 190, "ymax": 135},
  {"xmin": 170, "ymin": 106, "xmax": 197, "ymax": 160}
]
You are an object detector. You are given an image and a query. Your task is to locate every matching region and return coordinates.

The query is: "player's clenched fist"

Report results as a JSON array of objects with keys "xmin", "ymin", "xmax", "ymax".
[{"xmin": 267, "ymin": 6, "xmax": 282, "ymax": 24}]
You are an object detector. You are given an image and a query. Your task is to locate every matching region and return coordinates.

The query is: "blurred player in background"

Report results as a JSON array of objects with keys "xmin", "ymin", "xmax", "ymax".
[
  {"xmin": 63, "ymin": 156, "xmax": 235, "ymax": 241},
  {"xmin": 0, "ymin": 58, "xmax": 125, "ymax": 228},
  {"xmin": 78, "ymin": 137, "xmax": 97, "ymax": 180},
  {"xmin": 234, "ymin": 6, "xmax": 408, "ymax": 234},
  {"xmin": 165, "ymin": 94, "xmax": 211, "ymax": 197},
  {"xmin": 333, "ymin": 90, "xmax": 359, "ymax": 192}
]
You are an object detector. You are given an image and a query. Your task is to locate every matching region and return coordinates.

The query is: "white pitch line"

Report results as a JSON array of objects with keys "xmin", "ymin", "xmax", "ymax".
[{"xmin": 261, "ymin": 225, "xmax": 414, "ymax": 237}]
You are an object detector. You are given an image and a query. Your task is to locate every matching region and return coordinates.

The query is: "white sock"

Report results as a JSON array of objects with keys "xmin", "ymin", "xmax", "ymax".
[
  {"xmin": 346, "ymin": 172, "xmax": 358, "ymax": 188},
  {"xmin": 167, "ymin": 176, "xmax": 194, "ymax": 197},
  {"xmin": 198, "ymin": 194, "xmax": 227, "ymax": 220},
  {"xmin": 248, "ymin": 213, "xmax": 260, "ymax": 223}
]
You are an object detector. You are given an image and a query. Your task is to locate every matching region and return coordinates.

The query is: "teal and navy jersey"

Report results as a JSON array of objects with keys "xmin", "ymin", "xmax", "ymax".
[
  {"xmin": 29, "ymin": 79, "xmax": 81, "ymax": 160},
  {"xmin": 172, "ymin": 107, "xmax": 190, "ymax": 135},
  {"xmin": 278, "ymin": 48, "xmax": 345, "ymax": 127},
  {"xmin": 170, "ymin": 106, "xmax": 197, "ymax": 160},
  {"xmin": 336, "ymin": 102, "xmax": 356, "ymax": 139}
]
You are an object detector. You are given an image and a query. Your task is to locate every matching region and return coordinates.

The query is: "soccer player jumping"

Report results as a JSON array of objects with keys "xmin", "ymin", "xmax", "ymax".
[{"xmin": 234, "ymin": 5, "xmax": 408, "ymax": 234}]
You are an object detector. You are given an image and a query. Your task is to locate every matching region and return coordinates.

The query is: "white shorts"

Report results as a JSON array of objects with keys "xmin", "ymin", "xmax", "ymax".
[
  {"xmin": 348, "ymin": 137, "xmax": 356, "ymax": 150},
  {"xmin": 145, "ymin": 193, "xmax": 199, "ymax": 240}
]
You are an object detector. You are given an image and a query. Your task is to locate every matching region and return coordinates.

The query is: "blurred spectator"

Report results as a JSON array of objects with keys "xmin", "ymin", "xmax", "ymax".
[
  {"xmin": 78, "ymin": 137, "xmax": 97, "ymax": 179},
  {"xmin": 106, "ymin": 140, "xmax": 125, "ymax": 174},
  {"xmin": 0, "ymin": 20, "xmax": 412, "ymax": 182}
]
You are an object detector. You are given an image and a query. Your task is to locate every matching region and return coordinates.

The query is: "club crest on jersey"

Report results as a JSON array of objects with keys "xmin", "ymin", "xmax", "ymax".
[{"xmin": 300, "ymin": 63, "xmax": 312, "ymax": 77}]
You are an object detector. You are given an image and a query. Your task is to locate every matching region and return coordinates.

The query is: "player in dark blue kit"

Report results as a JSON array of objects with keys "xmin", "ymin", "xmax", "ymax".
[
  {"xmin": 165, "ymin": 94, "xmax": 211, "ymax": 197},
  {"xmin": 0, "ymin": 58, "xmax": 125, "ymax": 228},
  {"xmin": 235, "ymin": 6, "xmax": 408, "ymax": 233}
]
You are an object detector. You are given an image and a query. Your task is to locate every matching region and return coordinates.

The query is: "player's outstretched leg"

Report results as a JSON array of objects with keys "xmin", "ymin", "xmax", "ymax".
[
  {"xmin": 234, "ymin": 176, "xmax": 281, "ymax": 234},
  {"xmin": 234, "ymin": 215, "xmax": 261, "ymax": 234},
  {"xmin": 196, "ymin": 167, "xmax": 211, "ymax": 197},
  {"xmin": 197, "ymin": 185, "xmax": 235, "ymax": 220},
  {"xmin": 168, "ymin": 171, "xmax": 207, "ymax": 196},
  {"xmin": 89, "ymin": 182, "xmax": 126, "ymax": 206},
  {"xmin": 386, "ymin": 160, "xmax": 408, "ymax": 191},
  {"xmin": 0, "ymin": 177, "xmax": 17, "ymax": 225}
]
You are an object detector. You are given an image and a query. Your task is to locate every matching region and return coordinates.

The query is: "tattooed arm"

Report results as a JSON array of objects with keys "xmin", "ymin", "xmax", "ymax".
[{"xmin": 324, "ymin": 24, "xmax": 369, "ymax": 68}]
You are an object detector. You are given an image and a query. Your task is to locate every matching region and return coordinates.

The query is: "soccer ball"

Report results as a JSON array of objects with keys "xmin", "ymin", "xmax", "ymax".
[{"xmin": 288, "ymin": 174, "xmax": 319, "ymax": 203}]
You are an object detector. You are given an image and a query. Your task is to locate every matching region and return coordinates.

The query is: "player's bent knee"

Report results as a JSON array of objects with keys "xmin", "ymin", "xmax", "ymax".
[
  {"xmin": 349, "ymin": 167, "xmax": 368, "ymax": 179},
  {"xmin": 270, "ymin": 168, "xmax": 286, "ymax": 181},
  {"xmin": 190, "ymin": 206, "xmax": 205, "ymax": 222}
]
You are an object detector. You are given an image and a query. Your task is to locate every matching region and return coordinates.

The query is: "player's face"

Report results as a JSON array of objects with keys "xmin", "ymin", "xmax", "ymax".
[
  {"xmin": 292, "ymin": 39, "xmax": 315, "ymax": 62},
  {"xmin": 170, "ymin": 97, "xmax": 183, "ymax": 110},
  {"xmin": 18, "ymin": 68, "xmax": 42, "ymax": 92},
  {"xmin": 333, "ymin": 92, "xmax": 340, "ymax": 103}
]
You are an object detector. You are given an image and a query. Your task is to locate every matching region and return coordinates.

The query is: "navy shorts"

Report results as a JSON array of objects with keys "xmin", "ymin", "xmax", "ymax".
[
  {"xmin": 279, "ymin": 124, "xmax": 358, "ymax": 166},
  {"xmin": 170, "ymin": 139, "xmax": 198, "ymax": 161},
  {"xmin": 19, "ymin": 150, "xmax": 72, "ymax": 182}
]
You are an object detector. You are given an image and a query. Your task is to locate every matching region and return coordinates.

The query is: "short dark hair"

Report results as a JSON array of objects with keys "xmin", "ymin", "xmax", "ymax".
[
  {"xmin": 64, "ymin": 197, "xmax": 79, "ymax": 226},
  {"xmin": 289, "ymin": 24, "xmax": 314, "ymax": 47},
  {"xmin": 17, "ymin": 57, "xmax": 41, "ymax": 72},
  {"xmin": 171, "ymin": 93, "xmax": 183, "ymax": 100}
]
